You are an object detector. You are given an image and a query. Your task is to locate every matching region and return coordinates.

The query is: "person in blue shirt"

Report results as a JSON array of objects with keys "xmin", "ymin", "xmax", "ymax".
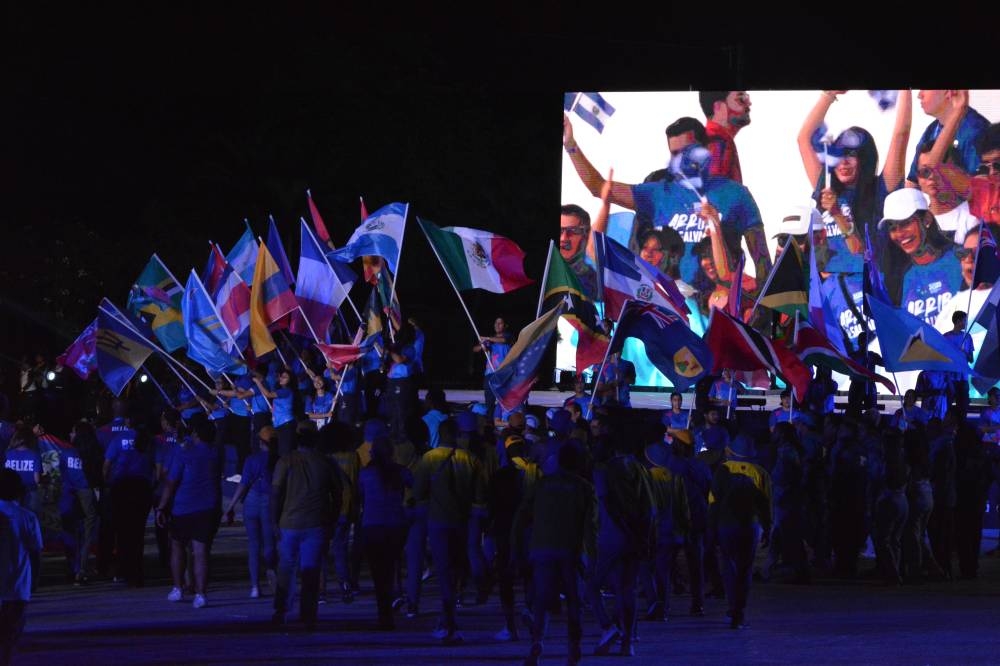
[
  {"xmin": 213, "ymin": 374, "xmax": 254, "ymax": 472},
  {"xmin": 708, "ymin": 369, "xmax": 742, "ymax": 416},
  {"xmin": 2, "ymin": 427, "xmax": 42, "ymax": 518},
  {"xmin": 942, "ymin": 311, "xmax": 975, "ymax": 420},
  {"xmin": 0, "ymin": 469, "xmax": 43, "ymax": 666},
  {"xmin": 103, "ymin": 420, "xmax": 154, "ymax": 588},
  {"xmin": 890, "ymin": 390, "xmax": 931, "ymax": 432},
  {"xmin": 156, "ymin": 418, "xmax": 224, "ymax": 609},
  {"xmin": 769, "ymin": 390, "xmax": 798, "ymax": 432},
  {"xmin": 255, "ymin": 367, "xmax": 301, "ymax": 458},
  {"xmin": 224, "ymin": 425, "xmax": 278, "ymax": 599},
  {"xmin": 907, "ymin": 90, "xmax": 990, "ymax": 187},
  {"xmin": 153, "ymin": 409, "xmax": 183, "ymax": 570},
  {"xmin": 695, "ymin": 406, "xmax": 731, "ymax": 455},
  {"xmin": 327, "ymin": 362, "xmax": 361, "ymax": 427},
  {"xmin": 662, "ymin": 392, "xmax": 690, "ymax": 442},
  {"xmin": 421, "ymin": 388, "xmax": 450, "ymax": 450},
  {"xmin": 305, "ymin": 376, "xmax": 335, "ymax": 429},
  {"xmin": 877, "ymin": 188, "xmax": 962, "ymax": 327},
  {"xmin": 65, "ymin": 420, "xmax": 101, "ymax": 582},
  {"xmin": 474, "ymin": 317, "xmax": 513, "ymax": 422}
]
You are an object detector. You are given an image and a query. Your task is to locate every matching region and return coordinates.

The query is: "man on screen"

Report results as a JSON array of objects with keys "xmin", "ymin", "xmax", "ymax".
[
  {"xmin": 559, "ymin": 204, "xmax": 599, "ymax": 301},
  {"xmin": 699, "ymin": 91, "xmax": 752, "ymax": 184},
  {"xmin": 563, "ymin": 113, "xmax": 771, "ymax": 291}
]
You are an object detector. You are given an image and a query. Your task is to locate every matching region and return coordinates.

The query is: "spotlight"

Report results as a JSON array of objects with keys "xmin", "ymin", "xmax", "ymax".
[
  {"xmin": 46, "ymin": 371, "xmax": 57, "ymax": 382},
  {"xmin": 139, "ymin": 373, "xmax": 149, "ymax": 383}
]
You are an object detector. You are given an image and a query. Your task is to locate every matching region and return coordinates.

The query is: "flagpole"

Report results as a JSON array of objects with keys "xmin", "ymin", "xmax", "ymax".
[
  {"xmin": 151, "ymin": 254, "xmax": 185, "ymax": 304},
  {"xmin": 418, "ymin": 217, "xmax": 496, "ymax": 372},
  {"xmin": 301, "ymin": 217, "xmax": 363, "ymax": 324},
  {"xmin": 386, "ymin": 203, "xmax": 409, "ymax": 340},
  {"xmin": 141, "ymin": 364, "xmax": 171, "ymax": 404},
  {"xmin": 587, "ymin": 303, "xmax": 626, "ymax": 420},
  {"xmin": 100, "ymin": 303, "xmax": 213, "ymax": 394},
  {"xmin": 750, "ymin": 235, "xmax": 795, "ymax": 319},
  {"xmin": 157, "ymin": 356, "xmax": 211, "ymax": 414},
  {"xmin": 537, "ymin": 240, "xmax": 555, "ymax": 318},
  {"xmin": 726, "ymin": 370, "xmax": 735, "ymax": 420}
]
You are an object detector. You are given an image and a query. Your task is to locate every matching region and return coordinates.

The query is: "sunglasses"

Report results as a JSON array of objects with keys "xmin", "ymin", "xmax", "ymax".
[
  {"xmin": 916, "ymin": 166, "xmax": 936, "ymax": 179},
  {"xmin": 975, "ymin": 161, "xmax": 1000, "ymax": 176},
  {"xmin": 883, "ymin": 214, "xmax": 922, "ymax": 233},
  {"xmin": 955, "ymin": 247, "xmax": 976, "ymax": 260},
  {"xmin": 560, "ymin": 225, "xmax": 589, "ymax": 236}
]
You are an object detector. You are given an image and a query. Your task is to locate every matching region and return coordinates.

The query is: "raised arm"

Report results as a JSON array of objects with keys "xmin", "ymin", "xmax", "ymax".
[
  {"xmin": 563, "ymin": 114, "xmax": 636, "ymax": 209},
  {"xmin": 587, "ymin": 168, "xmax": 614, "ymax": 262},
  {"xmin": 701, "ymin": 202, "xmax": 732, "ymax": 282},
  {"xmin": 882, "ymin": 89, "xmax": 912, "ymax": 192},
  {"xmin": 926, "ymin": 90, "xmax": 970, "ymax": 171},
  {"xmin": 797, "ymin": 91, "xmax": 845, "ymax": 189}
]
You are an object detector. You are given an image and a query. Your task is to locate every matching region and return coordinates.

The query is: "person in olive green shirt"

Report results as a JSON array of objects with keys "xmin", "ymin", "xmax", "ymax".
[
  {"xmin": 514, "ymin": 444, "xmax": 597, "ymax": 666},
  {"xmin": 411, "ymin": 419, "xmax": 486, "ymax": 645}
]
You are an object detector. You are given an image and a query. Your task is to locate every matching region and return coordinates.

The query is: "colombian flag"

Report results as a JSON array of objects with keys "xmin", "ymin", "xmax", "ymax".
[{"xmin": 249, "ymin": 242, "xmax": 298, "ymax": 357}]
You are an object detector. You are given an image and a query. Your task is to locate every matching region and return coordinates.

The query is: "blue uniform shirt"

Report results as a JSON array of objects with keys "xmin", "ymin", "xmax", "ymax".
[
  {"xmin": 3, "ymin": 448, "xmax": 42, "ymax": 490},
  {"xmin": 168, "ymin": 442, "xmax": 223, "ymax": 516}
]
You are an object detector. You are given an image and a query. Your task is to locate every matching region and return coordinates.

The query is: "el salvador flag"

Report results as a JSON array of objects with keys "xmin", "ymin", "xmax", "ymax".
[
  {"xmin": 329, "ymin": 202, "xmax": 408, "ymax": 274},
  {"xmin": 569, "ymin": 92, "xmax": 616, "ymax": 134}
]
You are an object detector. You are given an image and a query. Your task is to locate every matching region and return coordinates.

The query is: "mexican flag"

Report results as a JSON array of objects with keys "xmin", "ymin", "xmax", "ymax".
[{"xmin": 418, "ymin": 218, "xmax": 533, "ymax": 293}]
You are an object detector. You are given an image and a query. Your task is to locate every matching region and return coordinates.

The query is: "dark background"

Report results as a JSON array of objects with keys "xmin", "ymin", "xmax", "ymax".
[{"xmin": 4, "ymin": 5, "xmax": 995, "ymax": 400}]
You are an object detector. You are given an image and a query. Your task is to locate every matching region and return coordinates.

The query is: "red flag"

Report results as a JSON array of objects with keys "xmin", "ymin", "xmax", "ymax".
[
  {"xmin": 307, "ymin": 189, "xmax": 333, "ymax": 247},
  {"xmin": 360, "ymin": 195, "xmax": 369, "ymax": 222},
  {"xmin": 316, "ymin": 328, "xmax": 365, "ymax": 370},
  {"xmin": 706, "ymin": 307, "xmax": 812, "ymax": 401},
  {"xmin": 792, "ymin": 315, "xmax": 896, "ymax": 393}
]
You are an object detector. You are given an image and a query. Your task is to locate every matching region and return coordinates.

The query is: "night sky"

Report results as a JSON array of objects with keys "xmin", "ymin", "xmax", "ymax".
[{"xmin": 5, "ymin": 5, "xmax": 993, "ymax": 392}]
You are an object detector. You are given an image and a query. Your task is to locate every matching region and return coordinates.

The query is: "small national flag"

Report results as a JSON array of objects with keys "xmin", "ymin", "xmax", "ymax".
[
  {"xmin": 868, "ymin": 295, "xmax": 976, "ymax": 375},
  {"xmin": 706, "ymin": 307, "xmax": 812, "ymax": 401},
  {"xmin": 541, "ymin": 243, "xmax": 609, "ymax": 374},
  {"xmin": 315, "ymin": 328, "xmax": 375, "ymax": 370},
  {"xmin": 126, "ymin": 254, "xmax": 186, "ymax": 353},
  {"xmin": 758, "ymin": 239, "xmax": 808, "ymax": 316},
  {"xmin": 226, "ymin": 224, "xmax": 258, "ymax": 286},
  {"xmin": 488, "ymin": 303, "xmax": 565, "ymax": 411},
  {"xmin": 329, "ymin": 202, "xmax": 408, "ymax": 273},
  {"xmin": 306, "ymin": 189, "xmax": 333, "ymax": 247},
  {"xmin": 182, "ymin": 271, "xmax": 247, "ymax": 376},
  {"xmin": 266, "ymin": 215, "xmax": 296, "ymax": 289},
  {"xmin": 612, "ymin": 302, "xmax": 711, "ymax": 391},
  {"xmin": 57, "ymin": 318, "xmax": 98, "ymax": 380},
  {"xmin": 595, "ymin": 232, "xmax": 688, "ymax": 321},
  {"xmin": 213, "ymin": 260, "xmax": 251, "ymax": 354},
  {"xmin": 249, "ymin": 242, "xmax": 299, "ymax": 357},
  {"xmin": 566, "ymin": 92, "xmax": 616, "ymax": 134},
  {"xmin": 202, "ymin": 243, "xmax": 228, "ymax": 296},
  {"xmin": 792, "ymin": 314, "xmax": 895, "ymax": 393},
  {"xmin": 863, "ymin": 224, "xmax": 891, "ymax": 315},
  {"xmin": 418, "ymin": 218, "xmax": 533, "ymax": 293},
  {"xmin": 97, "ymin": 300, "xmax": 156, "ymax": 396}
]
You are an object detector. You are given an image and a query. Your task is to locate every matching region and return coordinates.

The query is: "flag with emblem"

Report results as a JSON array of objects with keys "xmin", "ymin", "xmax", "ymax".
[
  {"xmin": 329, "ymin": 202, "xmax": 408, "ymax": 273},
  {"xmin": 611, "ymin": 301, "xmax": 710, "ymax": 391},
  {"xmin": 488, "ymin": 303, "xmax": 565, "ymax": 411},
  {"xmin": 565, "ymin": 92, "xmax": 616, "ymax": 134},
  {"xmin": 868, "ymin": 295, "xmax": 976, "ymax": 375},
  {"xmin": 418, "ymin": 218, "xmax": 533, "ymax": 293},
  {"xmin": 594, "ymin": 232, "xmax": 688, "ymax": 321},
  {"xmin": 96, "ymin": 300, "xmax": 156, "ymax": 396},
  {"xmin": 182, "ymin": 271, "xmax": 247, "ymax": 375}
]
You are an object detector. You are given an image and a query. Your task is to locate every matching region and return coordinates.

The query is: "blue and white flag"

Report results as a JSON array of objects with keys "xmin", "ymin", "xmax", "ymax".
[
  {"xmin": 226, "ymin": 225, "xmax": 258, "ymax": 286},
  {"xmin": 329, "ymin": 202, "xmax": 408, "ymax": 274},
  {"xmin": 566, "ymin": 92, "xmax": 616, "ymax": 134},
  {"xmin": 182, "ymin": 271, "xmax": 247, "ymax": 376}
]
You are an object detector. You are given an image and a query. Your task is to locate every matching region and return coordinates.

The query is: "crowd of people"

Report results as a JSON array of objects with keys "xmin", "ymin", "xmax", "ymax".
[{"xmin": 3, "ymin": 334, "xmax": 1000, "ymax": 665}]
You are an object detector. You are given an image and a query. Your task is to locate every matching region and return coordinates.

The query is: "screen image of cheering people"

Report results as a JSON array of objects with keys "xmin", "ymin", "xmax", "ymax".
[{"xmin": 559, "ymin": 90, "xmax": 1000, "ymax": 395}]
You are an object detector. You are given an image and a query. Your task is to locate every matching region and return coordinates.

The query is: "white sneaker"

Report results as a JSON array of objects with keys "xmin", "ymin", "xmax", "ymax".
[
  {"xmin": 167, "ymin": 587, "xmax": 183, "ymax": 602},
  {"xmin": 250, "ymin": 586, "xmax": 260, "ymax": 599},
  {"xmin": 192, "ymin": 594, "xmax": 207, "ymax": 609}
]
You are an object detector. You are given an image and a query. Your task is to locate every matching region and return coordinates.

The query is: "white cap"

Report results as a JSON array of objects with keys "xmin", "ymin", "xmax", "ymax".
[
  {"xmin": 879, "ymin": 189, "xmax": 929, "ymax": 229},
  {"xmin": 773, "ymin": 205, "xmax": 823, "ymax": 238}
]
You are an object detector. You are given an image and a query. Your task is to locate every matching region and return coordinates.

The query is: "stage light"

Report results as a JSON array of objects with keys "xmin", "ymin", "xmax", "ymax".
[
  {"xmin": 46, "ymin": 371, "xmax": 56, "ymax": 382},
  {"xmin": 139, "ymin": 373, "xmax": 149, "ymax": 383}
]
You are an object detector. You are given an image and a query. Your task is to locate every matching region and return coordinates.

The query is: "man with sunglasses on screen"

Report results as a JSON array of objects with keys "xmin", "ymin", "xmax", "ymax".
[
  {"xmin": 906, "ymin": 90, "xmax": 989, "ymax": 188},
  {"xmin": 559, "ymin": 204, "xmax": 599, "ymax": 302}
]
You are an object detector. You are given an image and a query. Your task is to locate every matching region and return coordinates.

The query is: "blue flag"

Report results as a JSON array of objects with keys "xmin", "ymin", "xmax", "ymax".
[
  {"xmin": 611, "ymin": 301, "xmax": 711, "ymax": 391},
  {"xmin": 868, "ymin": 296, "xmax": 976, "ymax": 375},
  {"xmin": 267, "ymin": 215, "xmax": 296, "ymax": 288},
  {"xmin": 97, "ymin": 300, "xmax": 156, "ymax": 396},
  {"xmin": 329, "ymin": 202, "xmax": 408, "ymax": 273},
  {"xmin": 182, "ymin": 271, "xmax": 247, "ymax": 376},
  {"xmin": 226, "ymin": 225, "xmax": 258, "ymax": 286},
  {"xmin": 566, "ymin": 92, "xmax": 616, "ymax": 134}
]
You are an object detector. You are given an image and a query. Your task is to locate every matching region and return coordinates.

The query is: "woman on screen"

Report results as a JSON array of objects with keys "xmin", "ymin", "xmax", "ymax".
[
  {"xmin": 876, "ymin": 188, "xmax": 962, "ymax": 325},
  {"xmin": 797, "ymin": 89, "xmax": 912, "ymax": 273}
]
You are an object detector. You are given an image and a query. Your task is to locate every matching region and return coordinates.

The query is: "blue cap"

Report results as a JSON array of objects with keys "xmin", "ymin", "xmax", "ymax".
[{"xmin": 364, "ymin": 419, "xmax": 389, "ymax": 441}]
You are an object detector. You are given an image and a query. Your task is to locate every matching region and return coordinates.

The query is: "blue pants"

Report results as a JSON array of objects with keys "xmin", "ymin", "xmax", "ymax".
[
  {"xmin": 428, "ymin": 524, "xmax": 466, "ymax": 632},
  {"xmin": 586, "ymin": 537, "xmax": 639, "ymax": 637},
  {"xmin": 531, "ymin": 555, "xmax": 582, "ymax": 650},
  {"xmin": 244, "ymin": 494, "xmax": 276, "ymax": 587},
  {"xmin": 276, "ymin": 526, "xmax": 327, "ymax": 624},
  {"xmin": 716, "ymin": 523, "xmax": 761, "ymax": 616},
  {"xmin": 329, "ymin": 518, "xmax": 352, "ymax": 585},
  {"xmin": 405, "ymin": 510, "xmax": 428, "ymax": 608}
]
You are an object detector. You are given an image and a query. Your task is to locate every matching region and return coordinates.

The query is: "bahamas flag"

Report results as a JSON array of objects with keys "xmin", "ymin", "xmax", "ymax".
[
  {"xmin": 126, "ymin": 254, "xmax": 186, "ymax": 352},
  {"xmin": 97, "ymin": 300, "xmax": 156, "ymax": 396},
  {"xmin": 488, "ymin": 302, "xmax": 565, "ymax": 411},
  {"xmin": 249, "ymin": 242, "xmax": 299, "ymax": 357},
  {"xmin": 329, "ymin": 202, "xmax": 408, "ymax": 273},
  {"xmin": 612, "ymin": 301, "xmax": 711, "ymax": 391},
  {"xmin": 182, "ymin": 271, "xmax": 247, "ymax": 375},
  {"xmin": 868, "ymin": 296, "xmax": 975, "ymax": 375}
]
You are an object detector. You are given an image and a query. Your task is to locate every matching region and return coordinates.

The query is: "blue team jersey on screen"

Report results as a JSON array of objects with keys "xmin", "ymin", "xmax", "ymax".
[
  {"xmin": 898, "ymin": 252, "xmax": 962, "ymax": 327},
  {"xmin": 631, "ymin": 176, "xmax": 762, "ymax": 285}
]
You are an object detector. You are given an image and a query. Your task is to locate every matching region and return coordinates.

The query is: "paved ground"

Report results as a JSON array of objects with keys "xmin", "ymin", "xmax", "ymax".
[{"xmin": 13, "ymin": 513, "xmax": 1000, "ymax": 666}]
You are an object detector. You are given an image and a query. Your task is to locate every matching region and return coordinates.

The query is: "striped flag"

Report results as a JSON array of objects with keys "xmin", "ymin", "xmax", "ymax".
[
  {"xmin": 488, "ymin": 303, "xmax": 566, "ymax": 411},
  {"xmin": 126, "ymin": 254, "xmax": 186, "ymax": 353},
  {"xmin": 565, "ymin": 92, "xmax": 616, "ymax": 133},
  {"xmin": 96, "ymin": 300, "xmax": 156, "ymax": 396},
  {"xmin": 249, "ymin": 242, "xmax": 299, "ymax": 357},
  {"xmin": 595, "ymin": 232, "xmax": 688, "ymax": 321},
  {"xmin": 226, "ymin": 224, "xmax": 258, "ymax": 286},
  {"xmin": 291, "ymin": 218, "xmax": 352, "ymax": 341},
  {"xmin": 418, "ymin": 218, "xmax": 533, "ymax": 293},
  {"xmin": 792, "ymin": 314, "xmax": 895, "ymax": 393},
  {"xmin": 330, "ymin": 202, "xmax": 407, "ymax": 273}
]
